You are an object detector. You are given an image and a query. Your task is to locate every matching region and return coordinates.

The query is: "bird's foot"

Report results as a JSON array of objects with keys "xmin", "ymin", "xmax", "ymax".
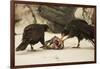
[
  {"xmin": 27, "ymin": 49, "xmax": 36, "ymax": 52},
  {"xmin": 72, "ymin": 46, "xmax": 80, "ymax": 48},
  {"xmin": 31, "ymin": 49, "xmax": 37, "ymax": 51}
]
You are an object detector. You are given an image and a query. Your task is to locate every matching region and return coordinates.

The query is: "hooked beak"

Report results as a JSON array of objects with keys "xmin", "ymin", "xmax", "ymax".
[{"xmin": 61, "ymin": 33, "xmax": 65, "ymax": 40}]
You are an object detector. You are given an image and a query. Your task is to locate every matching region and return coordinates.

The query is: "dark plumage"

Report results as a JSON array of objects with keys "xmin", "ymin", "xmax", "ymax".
[
  {"xmin": 61, "ymin": 19, "xmax": 95, "ymax": 48},
  {"xmin": 16, "ymin": 24, "xmax": 48, "ymax": 51}
]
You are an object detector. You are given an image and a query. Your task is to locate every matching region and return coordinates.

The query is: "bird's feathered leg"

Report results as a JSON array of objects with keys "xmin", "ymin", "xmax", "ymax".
[
  {"xmin": 30, "ymin": 44, "xmax": 36, "ymax": 51},
  {"xmin": 30, "ymin": 44, "xmax": 33, "ymax": 50},
  {"xmin": 40, "ymin": 36, "xmax": 47, "ymax": 48},
  {"xmin": 77, "ymin": 38, "xmax": 80, "ymax": 48}
]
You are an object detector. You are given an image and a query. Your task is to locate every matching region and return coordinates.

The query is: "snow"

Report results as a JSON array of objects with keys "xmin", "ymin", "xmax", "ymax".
[
  {"xmin": 14, "ymin": 6, "xmax": 95, "ymax": 66},
  {"xmin": 15, "ymin": 32, "xmax": 94, "ymax": 66}
]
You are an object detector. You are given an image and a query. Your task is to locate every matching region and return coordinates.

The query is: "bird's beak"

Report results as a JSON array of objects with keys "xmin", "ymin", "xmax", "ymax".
[{"xmin": 61, "ymin": 33, "xmax": 65, "ymax": 40}]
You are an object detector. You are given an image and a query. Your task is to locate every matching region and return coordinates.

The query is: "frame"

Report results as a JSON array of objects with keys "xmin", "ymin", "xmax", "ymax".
[{"xmin": 10, "ymin": 0, "xmax": 96, "ymax": 69}]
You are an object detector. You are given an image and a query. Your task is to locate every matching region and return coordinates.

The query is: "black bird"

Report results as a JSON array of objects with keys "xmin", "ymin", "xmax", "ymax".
[
  {"xmin": 16, "ymin": 24, "xmax": 48, "ymax": 51},
  {"xmin": 61, "ymin": 19, "xmax": 95, "ymax": 48}
]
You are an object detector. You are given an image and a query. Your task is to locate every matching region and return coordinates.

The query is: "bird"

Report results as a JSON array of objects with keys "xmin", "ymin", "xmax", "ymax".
[
  {"xmin": 61, "ymin": 19, "xmax": 95, "ymax": 48},
  {"xmin": 16, "ymin": 24, "xmax": 48, "ymax": 51}
]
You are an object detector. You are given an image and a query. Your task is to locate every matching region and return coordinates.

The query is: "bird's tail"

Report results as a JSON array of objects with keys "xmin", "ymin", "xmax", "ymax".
[{"xmin": 16, "ymin": 41, "xmax": 29, "ymax": 51}]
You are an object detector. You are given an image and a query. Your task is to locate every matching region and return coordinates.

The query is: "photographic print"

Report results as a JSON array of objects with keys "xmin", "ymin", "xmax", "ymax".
[{"xmin": 10, "ymin": 1, "xmax": 96, "ymax": 68}]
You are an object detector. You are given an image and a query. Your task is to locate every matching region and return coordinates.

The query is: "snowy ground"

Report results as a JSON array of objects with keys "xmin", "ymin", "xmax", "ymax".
[{"xmin": 15, "ymin": 32, "xmax": 94, "ymax": 66}]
